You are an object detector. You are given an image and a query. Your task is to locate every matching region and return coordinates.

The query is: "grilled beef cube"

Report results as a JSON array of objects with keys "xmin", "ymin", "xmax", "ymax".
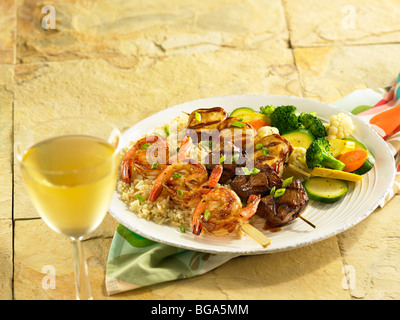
[
  {"xmin": 204, "ymin": 145, "xmax": 248, "ymax": 184},
  {"xmin": 230, "ymin": 166, "xmax": 282, "ymax": 200},
  {"xmin": 256, "ymin": 179, "xmax": 309, "ymax": 227}
]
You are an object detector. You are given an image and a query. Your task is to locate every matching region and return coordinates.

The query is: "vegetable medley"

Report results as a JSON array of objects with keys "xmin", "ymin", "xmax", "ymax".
[{"xmin": 231, "ymin": 105, "xmax": 375, "ymax": 204}]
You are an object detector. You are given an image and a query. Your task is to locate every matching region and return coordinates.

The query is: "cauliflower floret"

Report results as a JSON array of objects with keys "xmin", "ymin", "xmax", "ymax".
[
  {"xmin": 327, "ymin": 113, "xmax": 355, "ymax": 140},
  {"xmin": 257, "ymin": 126, "xmax": 279, "ymax": 138},
  {"xmin": 288, "ymin": 147, "xmax": 309, "ymax": 172}
]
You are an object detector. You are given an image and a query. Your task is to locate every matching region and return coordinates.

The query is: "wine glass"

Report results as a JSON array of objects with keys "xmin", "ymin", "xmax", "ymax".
[{"xmin": 15, "ymin": 117, "xmax": 122, "ymax": 300}]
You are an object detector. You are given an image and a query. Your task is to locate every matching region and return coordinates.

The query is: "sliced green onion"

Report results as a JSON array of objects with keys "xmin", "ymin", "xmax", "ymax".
[
  {"xmin": 232, "ymin": 121, "xmax": 246, "ymax": 128},
  {"xmin": 219, "ymin": 155, "xmax": 226, "ymax": 163},
  {"xmin": 164, "ymin": 125, "xmax": 170, "ymax": 137},
  {"xmin": 177, "ymin": 189, "xmax": 184, "ymax": 197},
  {"xmin": 274, "ymin": 188, "xmax": 286, "ymax": 198},
  {"xmin": 135, "ymin": 194, "xmax": 144, "ymax": 202},
  {"xmin": 141, "ymin": 143, "xmax": 150, "ymax": 150},
  {"xmin": 231, "ymin": 154, "xmax": 239, "ymax": 163},
  {"xmin": 204, "ymin": 210, "xmax": 211, "ymax": 221},
  {"xmin": 262, "ymin": 147, "xmax": 269, "ymax": 156},
  {"xmin": 242, "ymin": 167, "xmax": 251, "ymax": 175},
  {"xmin": 151, "ymin": 162, "xmax": 159, "ymax": 169},
  {"xmin": 195, "ymin": 112, "xmax": 201, "ymax": 122},
  {"xmin": 172, "ymin": 172, "xmax": 182, "ymax": 179},
  {"xmin": 251, "ymin": 168, "xmax": 260, "ymax": 175},
  {"xmin": 255, "ymin": 143, "xmax": 263, "ymax": 150},
  {"xmin": 179, "ymin": 224, "xmax": 186, "ymax": 233},
  {"xmin": 270, "ymin": 186, "xmax": 276, "ymax": 196},
  {"xmin": 282, "ymin": 176, "xmax": 294, "ymax": 187}
]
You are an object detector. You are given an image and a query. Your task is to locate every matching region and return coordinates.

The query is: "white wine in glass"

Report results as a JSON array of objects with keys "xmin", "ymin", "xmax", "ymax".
[{"xmin": 16, "ymin": 118, "xmax": 121, "ymax": 300}]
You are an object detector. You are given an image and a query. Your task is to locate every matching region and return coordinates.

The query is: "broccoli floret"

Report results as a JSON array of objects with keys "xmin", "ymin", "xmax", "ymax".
[
  {"xmin": 260, "ymin": 105, "xmax": 275, "ymax": 116},
  {"xmin": 306, "ymin": 138, "xmax": 346, "ymax": 170},
  {"xmin": 270, "ymin": 105, "xmax": 300, "ymax": 134},
  {"xmin": 298, "ymin": 112, "xmax": 326, "ymax": 139}
]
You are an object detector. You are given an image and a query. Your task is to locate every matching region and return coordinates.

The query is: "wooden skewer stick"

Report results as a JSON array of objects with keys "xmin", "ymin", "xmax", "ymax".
[
  {"xmin": 299, "ymin": 215, "xmax": 316, "ymax": 229},
  {"xmin": 241, "ymin": 223, "xmax": 271, "ymax": 248}
]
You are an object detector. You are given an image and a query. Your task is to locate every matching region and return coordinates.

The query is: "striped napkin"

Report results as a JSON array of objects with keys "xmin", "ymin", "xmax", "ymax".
[{"xmin": 105, "ymin": 76, "xmax": 400, "ymax": 295}]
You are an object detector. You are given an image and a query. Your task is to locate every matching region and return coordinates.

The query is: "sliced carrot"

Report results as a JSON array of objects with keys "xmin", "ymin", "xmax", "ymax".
[
  {"xmin": 248, "ymin": 119, "xmax": 269, "ymax": 130},
  {"xmin": 339, "ymin": 149, "xmax": 369, "ymax": 172}
]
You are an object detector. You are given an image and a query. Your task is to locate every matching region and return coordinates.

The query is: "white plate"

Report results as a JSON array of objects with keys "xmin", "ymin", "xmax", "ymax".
[{"xmin": 108, "ymin": 95, "xmax": 395, "ymax": 255}]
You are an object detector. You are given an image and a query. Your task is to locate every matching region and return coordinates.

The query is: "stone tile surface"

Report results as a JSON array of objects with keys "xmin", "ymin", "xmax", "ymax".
[
  {"xmin": 131, "ymin": 238, "xmax": 350, "ymax": 300},
  {"xmin": 13, "ymin": 215, "xmax": 118, "ymax": 300},
  {"xmin": 338, "ymin": 195, "xmax": 400, "ymax": 299},
  {"xmin": 294, "ymin": 45, "xmax": 400, "ymax": 103},
  {"xmin": 284, "ymin": 0, "xmax": 400, "ymax": 47},
  {"xmin": 0, "ymin": 219, "xmax": 13, "ymax": 299},
  {"xmin": 0, "ymin": 0, "xmax": 16, "ymax": 64},
  {"xmin": 17, "ymin": 0, "xmax": 289, "ymax": 64},
  {"xmin": 0, "ymin": 64, "xmax": 14, "ymax": 220}
]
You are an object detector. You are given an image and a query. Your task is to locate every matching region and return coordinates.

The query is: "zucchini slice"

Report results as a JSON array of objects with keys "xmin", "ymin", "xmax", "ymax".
[
  {"xmin": 304, "ymin": 177, "xmax": 348, "ymax": 203},
  {"xmin": 282, "ymin": 129, "xmax": 315, "ymax": 149},
  {"xmin": 230, "ymin": 107, "xmax": 269, "ymax": 123},
  {"xmin": 342, "ymin": 138, "xmax": 375, "ymax": 175}
]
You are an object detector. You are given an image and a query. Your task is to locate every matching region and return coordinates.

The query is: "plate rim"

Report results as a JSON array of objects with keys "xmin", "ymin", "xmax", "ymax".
[{"xmin": 108, "ymin": 94, "xmax": 396, "ymax": 255}]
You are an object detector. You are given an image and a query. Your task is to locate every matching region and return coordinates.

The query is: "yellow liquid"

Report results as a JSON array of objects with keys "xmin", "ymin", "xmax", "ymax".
[{"xmin": 21, "ymin": 135, "xmax": 118, "ymax": 238}]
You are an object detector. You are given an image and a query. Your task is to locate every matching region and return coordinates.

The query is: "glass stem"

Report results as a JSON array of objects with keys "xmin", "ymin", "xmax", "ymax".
[{"xmin": 72, "ymin": 237, "xmax": 93, "ymax": 300}]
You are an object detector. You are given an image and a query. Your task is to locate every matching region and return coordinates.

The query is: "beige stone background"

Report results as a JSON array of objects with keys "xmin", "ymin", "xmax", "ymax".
[{"xmin": 1, "ymin": 0, "xmax": 400, "ymax": 300}]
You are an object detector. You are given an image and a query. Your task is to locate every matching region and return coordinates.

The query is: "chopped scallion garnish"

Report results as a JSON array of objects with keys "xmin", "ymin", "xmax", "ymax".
[
  {"xmin": 232, "ymin": 121, "xmax": 246, "ymax": 128},
  {"xmin": 177, "ymin": 189, "xmax": 184, "ymax": 197},
  {"xmin": 141, "ymin": 143, "xmax": 150, "ymax": 150},
  {"xmin": 164, "ymin": 125, "xmax": 170, "ymax": 137},
  {"xmin": 231, "ymin": 154, "xmax": 239, "ymax": 163},
  {"xmin": 219, "ymin": 155, "xmax": 226, "ymax": 163},
  {"xmin": 274, "ymin": 188, "xmax": 286, "ymax": 198},
  {"xmin": 151, "ymin": 162, "xmax": 159, "ymax": 169},
  {"xmin": 256, "ymin": 143, "xmax": 263, "ymax": 150},
  {"xmin": 282, "ymin": 176, "xmax": 294, "ymax": 187},
  {"xmin": 251, "ymin": 168, "xmax": 260, "ymax": 175},
  {"xmin": 135, "ymin": 194, "xmax": 144, "ymax": 202},
  {"xmin": 262, "ymin": 147, "xmax": 269, "ymax": 156},
  {"xmin": 172, "ymin": 172, "xmax": 182, "ymax": 179},
  {"xmin": 179, "ymin": 224, "xmax": 186, "ymax": 233},
  {"xmin": 195, "ymin": 112, "xmax": 201, "ymax": 122},
  {"xmin": 270, "ymin": 186, "xmax": 276, "ymax": 196},
  {"xmin": 204, "ymin": 210, "xmax": 211, "ymax": 221}
]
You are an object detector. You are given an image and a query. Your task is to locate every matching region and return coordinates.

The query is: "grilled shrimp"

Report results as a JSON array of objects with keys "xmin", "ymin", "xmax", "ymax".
[
  {"xmin": 121, "ymin": 136, "xmax": 192, "ymax": 183},
  {"xmin": 192, "ymin": 188, "xmax": 261, "ymax": 237},
  {"xmin": 121, "ymin": 135, "xmax": 169, "ymax": 183},
  {"xmin": 149, "ymin": 162, "xmax": 223, "ymax": 208}
]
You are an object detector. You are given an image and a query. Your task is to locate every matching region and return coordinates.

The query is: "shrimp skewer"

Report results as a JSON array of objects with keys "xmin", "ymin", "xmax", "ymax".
[
  {"xmin": 149, "ymin": 162, "xmax": 223, "ymax": 208},
  {"xmin": 192, "ymin": 188, "xmax": 261, "ymax": 237}
]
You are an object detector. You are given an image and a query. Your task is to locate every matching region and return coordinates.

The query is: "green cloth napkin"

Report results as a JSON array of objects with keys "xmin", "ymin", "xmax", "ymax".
[
  {"xmin": 106, "ymin": 81, "xmax": 400, "ymax": 295},
  {"xmin": 106, "ymin": 224, "xmax": 238, "ymax": 295}
]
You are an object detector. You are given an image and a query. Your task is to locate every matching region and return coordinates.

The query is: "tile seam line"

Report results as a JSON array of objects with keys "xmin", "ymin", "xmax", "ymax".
[{"xmin": 12, "ymin": 0, "xmax": 18, "ymax": 301}]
